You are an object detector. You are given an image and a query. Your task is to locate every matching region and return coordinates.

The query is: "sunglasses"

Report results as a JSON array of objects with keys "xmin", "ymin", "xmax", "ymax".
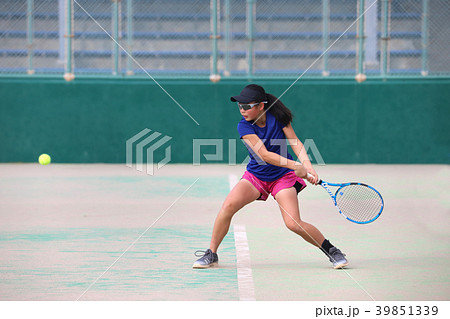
[{"xmin": 237, "ymin": 101, "xmax": 267, "ymax": 111}]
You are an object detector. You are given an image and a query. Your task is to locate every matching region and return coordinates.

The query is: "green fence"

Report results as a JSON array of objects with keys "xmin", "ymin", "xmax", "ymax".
[{"xmin": 0, "ymin": 77, "xmax": 449, "ymax": 164}]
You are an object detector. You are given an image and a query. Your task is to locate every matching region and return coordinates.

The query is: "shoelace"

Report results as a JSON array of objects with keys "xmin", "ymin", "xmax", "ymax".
[{"xmin": 194, "ymin": 250, "xmax": 210, "ymax": 257}]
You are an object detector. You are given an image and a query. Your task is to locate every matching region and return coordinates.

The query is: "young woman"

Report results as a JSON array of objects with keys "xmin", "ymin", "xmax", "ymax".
[{"xmin": 193, "ymin": 84, "xmax": 348, "ymax": 269}]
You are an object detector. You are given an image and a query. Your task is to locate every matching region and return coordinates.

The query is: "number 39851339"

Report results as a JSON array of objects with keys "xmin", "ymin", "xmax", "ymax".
[{"xmin": 375, "ymin": 305, "xmax": 438, "ymax": 316}]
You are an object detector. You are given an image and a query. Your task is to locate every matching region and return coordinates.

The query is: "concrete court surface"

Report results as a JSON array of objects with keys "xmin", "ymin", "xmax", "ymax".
[{"xmin": 0, "ymin": 163, "xmax": 449, "ymax": 301}]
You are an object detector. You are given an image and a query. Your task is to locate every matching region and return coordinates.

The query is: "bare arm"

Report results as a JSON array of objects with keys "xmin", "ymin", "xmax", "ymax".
[
  {"xmin": 241, "ymin": 134, "xmax": 308, "ymax": 178},
  {"xmin": 282, "ymin": 123, "xmax": 319, "ymax": 184}
]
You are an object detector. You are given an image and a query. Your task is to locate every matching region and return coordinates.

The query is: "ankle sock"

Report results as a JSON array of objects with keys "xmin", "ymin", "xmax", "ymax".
[{"xmin": 321, "ymin": 239, "xmax": 334, "ymax": 255}]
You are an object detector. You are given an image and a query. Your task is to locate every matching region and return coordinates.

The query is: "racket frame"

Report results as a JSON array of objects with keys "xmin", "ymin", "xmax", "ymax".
[{"xmin": 318, "ymin": 179, "xmax": 384, "ymax": 224}]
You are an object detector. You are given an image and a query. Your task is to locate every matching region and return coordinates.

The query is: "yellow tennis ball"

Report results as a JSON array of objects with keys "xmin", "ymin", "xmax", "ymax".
[{"xmin": 38, "ymin": 154, "xmax": 51, "ymax": 165}]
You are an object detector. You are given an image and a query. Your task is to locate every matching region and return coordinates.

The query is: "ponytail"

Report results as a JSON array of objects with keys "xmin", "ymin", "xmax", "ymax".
[{"xmin": 265, "ymin": 93, "xmax": 293, "ymax": 126}]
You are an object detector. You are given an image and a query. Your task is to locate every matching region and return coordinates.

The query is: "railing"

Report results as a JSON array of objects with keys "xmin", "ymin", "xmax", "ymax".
[{"xmin": 0, "ymin": 0, "xmax": 448, "ymax": 80}]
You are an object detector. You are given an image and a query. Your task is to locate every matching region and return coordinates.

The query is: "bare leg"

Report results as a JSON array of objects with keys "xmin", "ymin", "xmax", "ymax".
[
  {"xmin": 275, "ymin": 187, "xmax": 325, "ymax": 247},
  {"xmin": 209, "ymin": 179, "xmax": 260, "ymax": 253}
]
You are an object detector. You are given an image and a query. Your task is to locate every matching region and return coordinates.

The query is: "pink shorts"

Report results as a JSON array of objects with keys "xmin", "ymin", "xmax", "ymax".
[{"xmin": 242, "ymin": 170, "xmax": 307, "ymax": 201}]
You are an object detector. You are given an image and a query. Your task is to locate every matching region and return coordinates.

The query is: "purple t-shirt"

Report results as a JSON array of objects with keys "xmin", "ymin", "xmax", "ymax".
[{"xmin": 237, "ymin": 112, "xmax": 294, "ymax": 181}]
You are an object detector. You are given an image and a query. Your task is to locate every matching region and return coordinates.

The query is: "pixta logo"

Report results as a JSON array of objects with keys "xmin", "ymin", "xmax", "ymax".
[
  {"xmin": 192, "ymin": 138, "xmax": 325, "ymax": 165},
  {"xmin": 126, "ymin": 129, "xmax": 326, "ymax": 174},
  {"xmin": 126, "ymin": 128, "xmax": 172, "ymax": 175}
]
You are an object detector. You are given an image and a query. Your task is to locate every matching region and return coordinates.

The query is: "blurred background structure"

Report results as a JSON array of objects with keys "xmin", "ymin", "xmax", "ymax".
[{"xmin": 0, "ymin": 0, "xmax": 449, "ymax": 79}]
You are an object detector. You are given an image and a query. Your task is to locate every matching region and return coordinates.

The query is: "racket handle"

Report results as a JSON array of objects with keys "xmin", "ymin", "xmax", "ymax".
[{"xmin": 307, "ymin": 172, "xmax": 322, "ymax": 184}]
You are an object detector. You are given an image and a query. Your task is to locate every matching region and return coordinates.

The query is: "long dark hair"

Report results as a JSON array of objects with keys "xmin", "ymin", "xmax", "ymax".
[{"xmin": 265, "ymin": 93, "xmax": 293, "ymax": 126}]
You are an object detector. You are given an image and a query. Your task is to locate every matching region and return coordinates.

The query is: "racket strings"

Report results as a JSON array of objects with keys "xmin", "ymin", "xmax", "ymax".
[{"xmin": 335, "ymin": 184, "xmax": 383, "ymax": 223}]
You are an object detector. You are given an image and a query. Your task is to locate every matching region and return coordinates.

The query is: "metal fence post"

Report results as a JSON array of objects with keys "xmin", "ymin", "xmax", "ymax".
[
  {"xmin": 421, "ymin": 0, "xmax": 429, "ymax": 76},
  {"xmin": 210, "ymin": 0, "xmax": 220, "ymax": 82},
  {"xmin": 246, "ymin": 0, "xmax": 256, "ymax": 77},
  {"xmin": 126, "ymin": 0, "xmax": 134, "ymax": 75},
  {"xmin": 322, "ymin": 0, "xmax": 330, "ymax": 76},
  {"xmin": 224, "ymin": 0, "xmax": 231, "ymax": 76},
  {"xmin": 26, "ymin": 0, "xmax": 34, "ymax": 75},
  {"xmin": 355, "ymin": 0, "xmax": 366, "ymax": 82},
  {"xmin": 112, "ymin": 0, "xmax": 121, "ymax": 75},
  {"xmin": 381, "ymin": 0, "xmax": 390, "ymax": 77},
  {"xmin": 64, "ymin": 0, "xmax": 74, "ymax": 81}
]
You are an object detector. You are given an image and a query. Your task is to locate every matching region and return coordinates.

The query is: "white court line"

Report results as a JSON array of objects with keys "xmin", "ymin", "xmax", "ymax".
[
  {"xmin": 233, "ymin": 224, "xmax": 256, "ymax": 301},
  {"xmin": 229, "ymin": 174, "xmax": 256, "ymax": 301}
]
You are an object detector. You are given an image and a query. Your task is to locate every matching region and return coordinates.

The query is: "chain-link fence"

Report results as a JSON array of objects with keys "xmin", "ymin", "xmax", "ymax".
[{"xmin": 0, "ymin": 0, "xmax": 448, "ymax": 79}]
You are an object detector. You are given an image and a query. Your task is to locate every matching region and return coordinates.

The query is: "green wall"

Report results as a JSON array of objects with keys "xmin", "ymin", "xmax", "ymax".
[{"xmin": 0, "ymin": 77, "xmax": 449, "ymax": 164}]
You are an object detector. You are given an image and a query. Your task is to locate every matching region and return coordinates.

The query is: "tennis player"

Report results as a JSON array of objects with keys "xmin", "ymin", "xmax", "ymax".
[{"xmin": 193, "ymin": 84, "xmax": 348, "ymax": 269}]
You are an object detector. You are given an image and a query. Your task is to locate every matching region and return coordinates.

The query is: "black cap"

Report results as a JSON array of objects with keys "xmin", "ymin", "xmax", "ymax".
[{"xmin": 230, "ymin": 84, "xmax": 267, "ymax": 103}]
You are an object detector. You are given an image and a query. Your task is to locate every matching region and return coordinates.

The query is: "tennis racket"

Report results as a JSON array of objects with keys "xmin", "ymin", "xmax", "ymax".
[{"xmin": 308, "ymin": 173, "xmax": 384, "ymax": 224}]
